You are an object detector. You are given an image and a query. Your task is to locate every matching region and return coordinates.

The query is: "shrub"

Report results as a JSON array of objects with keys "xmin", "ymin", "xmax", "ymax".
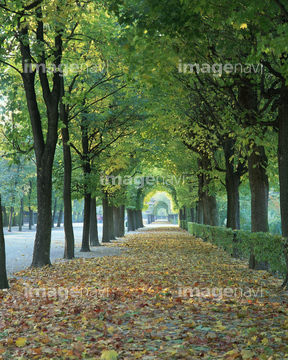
[{"xmin": 187, "ymin": 222, "xmax": 287, "ymax": 276}]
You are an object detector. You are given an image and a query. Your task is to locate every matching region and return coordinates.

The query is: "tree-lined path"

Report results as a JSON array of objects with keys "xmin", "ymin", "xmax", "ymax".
[
  {"xmin": 1, "ymin": 0, "xmax": 288, "ymax": 357},
  {"xmin": 0, "ymin": 225, "xmax": 287, "ymax": 359}
]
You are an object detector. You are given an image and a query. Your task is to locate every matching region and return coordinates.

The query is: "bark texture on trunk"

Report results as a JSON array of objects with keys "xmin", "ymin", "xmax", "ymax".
[
  {"xmin": 108, "ymin": 203, "xmax": 115, "ymax": 241},
  {"xmin": 139, "ymin": 209, "xmax": 144, "ymax": 228},
  {"xmin": 223, "ymin": 137, "xmax": 244, "ymax": 230},
  {"xmin": 81, "ymin": 192, "xmax": 91, "ymax": 252},
  {"xmin": 51, "ymin": 196, "xmax": 57, "ymax": 228},
  {"xmin": 277, "ymin": 86, "xmax": 288, "ymax": 288},
  {"xmin": 102, "ymin": 194, "xmax": 110, "ymax": 243},
  {"xmin": 113, "ymin": 206, "xmax": 122, "ymax": 237},
  {"xmin": 238, "ymin": 83, "xmax": 269, "ymax": 270},
  {"xmin": 31, "ymin": 166, "xmax": 54, "ymax": 267},
  {"xmin": 8, "ymin": 206, "xmax": 13, "ymax": 232},
  {"xmin": 198, "ymin": 155, "xmax": 219, "ymax": 226},
  {"xmin": 90, "ymin": 198, "xmax": 100, "ymax": 246},
  {"xmin": 197, "ymin": 166, "xmax": 204, "ymax": 224},
  {"xmin": 80, "ymin": 108, "xmax": 91, "ymax": 252},
  {"xmin": 57, "ymin": 206, "xmax": 63, "ymax": 227},
  {"xmin": 19, "ymin": 13, "xmax": 62, "ymax": 268},
  {"xmin": 119, "ymin": 205, "xmax": 125, "ymax": 236},
  {"xmin": 207, "ymin": 194, "xmax": 219, "ymax": 227},
  {"xmin": 60, "ymin": 77, "xmax": 75, "ymax": 259},
  {"xmin": 190, "ymin": 208, "xmax": 195, "ymax": 222},
  {"xmin": 1, "ymin": 206, "xmax": 7, "ymax": 227},
  {"xmin": 247, "ymin": 144, "xmax": 269, "ymax": 270},
  {"xmin": 19, "ymin": 197, "xmax": 24, "ymax": 231},
  {"xmin": 179, "ymin": 209, "xmax": 183, "ymax": 222},
  {"xmin": 127, "ymin": 209, "xmax": 136, "ymax": 231},
  {"xmin": 29, "ymin": 207, "xmax": 34, "ymax": 230}
]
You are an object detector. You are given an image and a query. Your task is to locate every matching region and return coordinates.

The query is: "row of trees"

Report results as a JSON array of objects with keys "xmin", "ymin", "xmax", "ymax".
[
  {"xmin": 1, "ymin": 0, "xmax": 288, "ymax": 288},
  {"xmin": 111, "ymin": 0, "xmax": 288, "ymax": 275}
]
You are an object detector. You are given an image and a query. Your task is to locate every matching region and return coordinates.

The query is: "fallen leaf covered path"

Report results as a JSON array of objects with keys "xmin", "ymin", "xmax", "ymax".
[{"xmin": 1, "ymin": 226, "xmax": 288, "ymax": 359}]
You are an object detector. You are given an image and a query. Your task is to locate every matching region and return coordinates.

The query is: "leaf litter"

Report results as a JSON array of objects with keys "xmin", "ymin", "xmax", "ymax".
[{"xmin": 0, "ymin": 227, "xmax": 288, "ymax": 359}]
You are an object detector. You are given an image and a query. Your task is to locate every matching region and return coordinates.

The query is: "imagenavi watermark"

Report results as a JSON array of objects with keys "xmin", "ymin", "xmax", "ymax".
[
  {"xmin": 178, "ymin": 60, "xmax": 263, "ymax": 76},
  {"xmin": 100, "ymin": 174, "xmax": 185, "ymax": 189},
  {"xmin": 178, "ymin": 285, "xmax": 263, "ymax": 300},
  {"xmin": 22, "ymin": 61, "xmax": 108, "ymax": 77},
  {"xmin": 23, "ymin": 285, "xmax": 109, "ymax": 301}
]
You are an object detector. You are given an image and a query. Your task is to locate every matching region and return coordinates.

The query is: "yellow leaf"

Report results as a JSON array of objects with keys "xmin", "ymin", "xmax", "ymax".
[
  {"xmin": 240, "ymin": 23, "xmax": 247, "ymax": 29},
  {"xmin": 40, "ymin": 335, "xmax": 50, "ymax": 344},
  {"xmin": 101, "ymin": 350, "xmax": 118, "ymax": 360},
  {"xmin": 241, "ymin": 349, "xmax": 255, "ymax": 360},
  {"xmin": 187, "ymin": 321, "xmax": 196, "ymax": 328},
  {"xmin": 261, "ymin": 338, "xmax": 269, "ymax": 345},
  {"xmin": 15, "ymin": 338, "xmax": 27, "ymax": 347},
  {"xmin": 108, "ymin": 327, "xmax": 116, "ymax": 334}
]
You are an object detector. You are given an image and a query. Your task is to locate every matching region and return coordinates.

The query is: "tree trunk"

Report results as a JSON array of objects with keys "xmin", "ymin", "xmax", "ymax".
[
  {"xmin": 203, "ymin": 194, "xmax": 211, "ymax": 225},
  {"xmin": 108, "ymin": 203, "xmax": 116, "ymax": 240},
  {"xmin": 51, "ymin": 196, "xmax": 57, "ymax": 228},
  {"xmin": 133, "ymin": 210, "xmax": 137, "ymax": 229},
  {"xmin": 19, "ymin": 197, "xmax": 24, "ymax": 231},
  {"xmin": 113, "ymin": 206, "xmax": 122, "ymax": 237},
  {"xmin": 119, "ymin": 205, "xmax": 125, "ymax": 236},
  {"xmin": 190, "ymin": 208, "xmax": 195, "ymax": 222},
  {"xmin": 81, "ymin": 192, "xmax": 91, "ymax": 252},
  {"xmin": 90, "ymin": 198, "xmax": 100, "ymax": 246},
  {"xmin": 135, "ymin": 209, "xmax": 141, "ymax": 229},
  {"xmin": 57, "ymin": 205, "xmax": 63, "ymax": 227},
  {"xmin": 60, "ymin": 77, "xmax": 75, "ymax": 259},
  {"xmin": 29, "ymin": 207, "xmax": 34, "ymax": 230},
  {"xmin": 277, "ymin": 86, "xmax": 288, "ymax": 288},
  {"xmin": 238, "ymin": 83, "xmax": 269, "ymax": 270},
  {"xmin": 102, "ymin": 193, "xmax": 110, "ymax": 243},
  {"xmin": 197, "ymin": 166, "xmax": 204, "ymax": 224},
  {"xmin": 179, "ymin": 208, "xmax": 183, "ymax": 222},
  {"xmin": 223, "ymin": 138, "xmax": 242, "ymax": 230},
  {"xmin": 139, "ymin": 209, "xmax": 144, "ymax": 228},
  {"xmin": 247, "ymin": 144, "xmax": 269, "ymax": 270},
  {"xmin": 207, "ymin": 194, "xmax": 219, "ymax": 226},
  {"xmin": 127, "ymin": 209, "xmax": 136, "ymax": 231},
  {"xmin": 19, "ymin": 19, "xmax": 62, "ymax": 268},
  {"xmin": 80, "ymin": 105, "xmax": 91, "ymax": 252},
  {"xmin": 195, "ymin": 203, "xmax": 198, "ymax": 223},
  {"xmin": 1, "ymin": 206, "xmax": 7, "ymax": 227},
  {"xmin": 31, "ymin": 168, "xmax": 54, "ymax": 267},
  {"xmin": 8, "ymin": 206, "xmax": 13, "ymax": 232},
  {"xmin": 28, "ymin": 180, "xmax": 34, "ymax": 230},
  {"xmin": 0, "ymin": 196, "xmax": 9, "ymax": 289},
  {"xmin": 183, "ymin": 206, "xmax": 187, "ymax": 221},
  {"xmin": 226, "ymin": 174, "xmax": 240, "ymax": 230}
]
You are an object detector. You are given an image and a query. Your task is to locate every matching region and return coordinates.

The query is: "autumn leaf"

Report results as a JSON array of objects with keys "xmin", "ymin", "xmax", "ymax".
[
  {"xmin": 101, "ymin": 349, "xmax": 118, "ymax": 359},
  {"xmin": 1, "ymin": 227, "xmax": 288, "ymax": 359},
  {"xmin": 15, "ymin": 338, "xmax": 27, "ymax": 347},
  {"xmin": 241, "ymin": 349, "xmax": 256, "ymax": 359}
]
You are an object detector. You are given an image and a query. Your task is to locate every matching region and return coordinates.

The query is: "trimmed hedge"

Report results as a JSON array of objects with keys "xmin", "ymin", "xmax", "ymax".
[
  {"xmin": 179, "ymin": 220, "xmax": 188, "ymax": 230},
  {"xmin": 188, "ymin": 222, "xmax": 286, "ymax": 275}
]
